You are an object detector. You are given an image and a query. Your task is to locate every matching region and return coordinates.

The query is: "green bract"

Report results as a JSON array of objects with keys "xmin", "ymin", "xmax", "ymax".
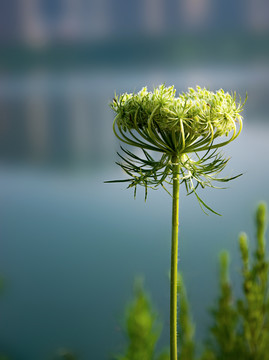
[{"xmin": 109, "ymin": 85, "xmax": 246, "ymax": 214}]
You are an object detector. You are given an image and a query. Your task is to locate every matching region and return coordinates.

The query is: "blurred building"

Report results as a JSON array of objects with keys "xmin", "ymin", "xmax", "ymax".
[
  {"xmin": 1, "ymin": 0, "xmax": 269, "ymax": 44},
  {"xmin": 0, "ymin": 0, "xmax": 268, "ymax": 168},
  {"xmin": 246, "ymin": 0, "xmax": 269, "ymax": 32}
]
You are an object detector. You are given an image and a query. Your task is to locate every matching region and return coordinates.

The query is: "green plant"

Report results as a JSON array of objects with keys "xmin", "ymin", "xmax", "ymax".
[
  {"xmin": 201, "ymin": 251, "xmax": 240, "ymax": 360},
  {"xmin": 237, "ymin": 203, "xmax": 269, "ymax": 359},
  {"xmin": 55, "ymin": 349, "xmax": 78, "ymax": 360},
  {"xmin": 114, "ymin": 279, "xmax": 164, "ymax": 360},
  {"xmin": 177, "ymin": 273, "xmax": 195, "ymax": 360},
  {"xmin": 107, "ymin": 85, "xmax": 245, "ymax": 360},
  {"xmin": 115, "ymin": 275, "xmax": 195, "ymax": 360},
  {"xmin": 116, "ymin": 202, "xmax": 268, "ymax": 360},
  {"xmin": 203, "ymin": 202, "xmax": 269, "ymax": 360}
]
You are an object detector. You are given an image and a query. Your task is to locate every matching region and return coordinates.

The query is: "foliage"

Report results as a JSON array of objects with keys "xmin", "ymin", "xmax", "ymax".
[
  {"xmin": 55, "ymin": 349, "xmax": 78, "ymax": 360},
  {"xmin": 114, "ymin": 273, "xmax": 195, "ymax": 360},
  {"xmin": 240, "ymin": 203, "xmax": 269, "ymax": 358},
  {"xmin": 203, "ymin": 202, "xmax": 269, "ymax": 360},
  {"xmin": 177, "ymin": 273, "xmax": 196, "ymax": 360},
  {"xmin": 116, "ymin": 202, "xmax": 269, "ymax": 360},
  {"xmin": 114, "ymin": 279, "xmax": 163, "ymax": 360},
  {"xmin": 201, "ymin": 252, "xmax": 241, "ymax": 360}
]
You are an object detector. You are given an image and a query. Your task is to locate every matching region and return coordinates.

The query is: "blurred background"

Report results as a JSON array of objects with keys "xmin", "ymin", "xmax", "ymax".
[{"xmin": 0, "ymin": 0, "xmax": 269, "ymax": 359}]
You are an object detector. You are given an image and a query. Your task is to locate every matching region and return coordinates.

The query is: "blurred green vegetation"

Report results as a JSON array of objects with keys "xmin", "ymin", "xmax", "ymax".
[
  {"xmin": 115, "ymin": 202, "xmax": 269, "ymax": 360},
  {"xmin": 114, "ymin": 278, "xmax": 164, "ymax": 360},
  {"xmin": 0, "ymin": 203, "xmax": 268, "ymax": 359},
  {"xmin": 54, "ymin": 349, "xmax": 78, "ymax": 360}
]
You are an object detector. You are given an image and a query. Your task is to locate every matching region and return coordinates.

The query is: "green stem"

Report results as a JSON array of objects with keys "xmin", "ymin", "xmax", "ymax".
[{"xmin": 170, "ymin": 155, "xmax": 180, "ymax": 360}]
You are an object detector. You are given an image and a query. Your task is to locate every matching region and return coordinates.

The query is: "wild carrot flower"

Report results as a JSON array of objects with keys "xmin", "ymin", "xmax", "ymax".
[
  {"xmin": 110, "ymin": 85, "xmax": 245, "ymax": 212},
  {"xmin": 107, "ymin": 85, "xmax": 246, "ymax": 360}
]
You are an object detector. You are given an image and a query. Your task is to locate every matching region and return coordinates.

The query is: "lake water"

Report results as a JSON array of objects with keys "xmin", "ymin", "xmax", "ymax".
[{"xmin": 0, "ymin": 66, "xmax": 269, "ymax": 359}]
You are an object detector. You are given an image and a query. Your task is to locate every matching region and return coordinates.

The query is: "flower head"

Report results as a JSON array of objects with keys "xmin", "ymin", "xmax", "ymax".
[
  {"xmin": 111, "ymin": 85, "xmax": 244, "ymax": 154},
  {"xmin": 109, "ymin": 85, "xmax": 246, "ymax": 213}
]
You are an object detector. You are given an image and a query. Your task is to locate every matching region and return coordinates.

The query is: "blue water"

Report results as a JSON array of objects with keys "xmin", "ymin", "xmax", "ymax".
[
  {"xmin": 0, "ymin": 63, "xmax": 269, "ymax": 359},
  {"xmin": 0, "ymin": 121, "xmax": 269, "ymax": 359}
]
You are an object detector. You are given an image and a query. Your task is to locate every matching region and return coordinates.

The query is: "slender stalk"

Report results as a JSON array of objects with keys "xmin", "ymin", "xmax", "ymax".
[{"xmin": 170, "ymin": 155, "xmax": 180, "ymax": 360}]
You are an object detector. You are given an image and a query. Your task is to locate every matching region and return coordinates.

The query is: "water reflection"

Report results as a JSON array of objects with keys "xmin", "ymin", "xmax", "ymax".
[{"xmin": 0, "ymin": 65, "xmax": 268, "ymax": 167}]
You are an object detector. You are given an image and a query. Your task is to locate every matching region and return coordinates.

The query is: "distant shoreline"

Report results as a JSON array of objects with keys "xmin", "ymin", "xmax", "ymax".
[{"xmin": 1, "ymin": 33, "xmax": 269, "ymax": 72}]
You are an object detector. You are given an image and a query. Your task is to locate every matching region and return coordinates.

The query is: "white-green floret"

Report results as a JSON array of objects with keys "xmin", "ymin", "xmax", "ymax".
[
  {"xmin": 109, "ymin": 85, "xmax": 246, "ymax": 213},
  {"xmin": 111, "ymin": 85, "xmax": 243, "ymax": 154}
]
